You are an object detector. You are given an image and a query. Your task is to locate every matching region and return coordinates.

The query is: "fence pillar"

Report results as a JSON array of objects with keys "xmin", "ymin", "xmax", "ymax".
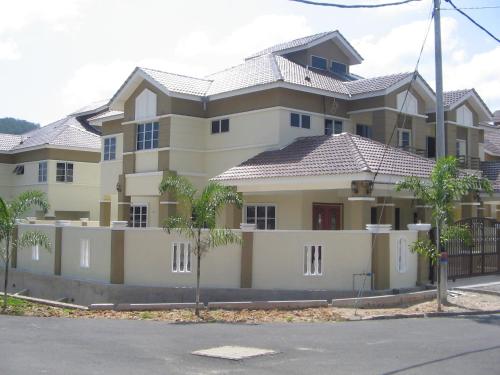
[
  {"xmin": 54, "ymin": 220, "xmax": 71, "ymax": 275},
  {"xmin": 240, "ymin": 226, "xmax": 254, "ymax": 288},
  {"xmin": 110, "ymin": 221, "xmax": 126, "ymax": 284},
  {"xmin": 99, "ymin": 201, "xmax": 111, "ymax": 227},
  {"xmin": 371, "ymin": 233, "xmax": 391, "ymax": 290}
]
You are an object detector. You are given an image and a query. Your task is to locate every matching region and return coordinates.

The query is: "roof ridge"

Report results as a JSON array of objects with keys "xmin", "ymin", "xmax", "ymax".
[
  {"xmin": 270, "ymin": 54, "xmax": 284, "ymax": 81},
  {"xmin": 344, "ymin": 133, "xmax": 371, "ymax": 172},
  {"xmin": 140, "ymin": 66, "xmax": 212, "ymax": 83},
  {"xmin": 204, "ymin": 55, "xmax": 272, "ymax": 78}
]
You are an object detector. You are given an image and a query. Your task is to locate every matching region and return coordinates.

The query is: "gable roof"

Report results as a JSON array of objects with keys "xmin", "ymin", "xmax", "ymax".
[
  {"xmin": 480, "ymin": 161, "xmax": 500, "ymax": 192},
  {"xmin": 213, "ymin": 132, "xmax": 437, "ymax": 182},
  {"xmin": 0, "ymin": 116, "xmax": 100, "ymax": 153},
  {"xmin": 0, "ymin": 133, "xmax": 22, "ymax": 152},
  {"xmin": 442, "ymin": 88, "xmax": 493, "ymax": 122},
  {"xmin": 246, "ymin": 30, "xmax": 363, "ymax": 65}
]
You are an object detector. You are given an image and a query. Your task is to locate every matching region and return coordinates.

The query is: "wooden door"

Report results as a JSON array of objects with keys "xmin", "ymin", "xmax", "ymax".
[{"xmin": 313, "ymin": 204, "xmax": 342, "ymax": 230}]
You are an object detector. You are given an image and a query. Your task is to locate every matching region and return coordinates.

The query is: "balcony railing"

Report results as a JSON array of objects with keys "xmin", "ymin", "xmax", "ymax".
[{"xmin": 457, "ymin": 155, "xmax": 481, "ymax": 170}]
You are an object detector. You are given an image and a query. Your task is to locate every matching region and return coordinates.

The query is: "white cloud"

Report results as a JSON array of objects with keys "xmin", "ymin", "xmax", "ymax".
[{"xmin": 0, "ymin": 40, "xmax": 21, "ymax": 60}]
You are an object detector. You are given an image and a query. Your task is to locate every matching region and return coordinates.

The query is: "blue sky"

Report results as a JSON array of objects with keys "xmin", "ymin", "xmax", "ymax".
[{"xmin": 0, "ymin": 0, "xmax": 498, "ymax": 125}]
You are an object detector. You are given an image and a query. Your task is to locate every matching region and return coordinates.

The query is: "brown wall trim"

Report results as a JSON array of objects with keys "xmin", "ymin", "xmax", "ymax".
[
  {"xmin": 110, "ymin": 229, "xmax": 125, "ymax": 284},
  {"xmin": 372, "ymin": 233, "xmax": 390, "ymax": 290},
  {"xmin": 1, "ymin": 148, "xmax": 100, "ymax": 164},
  {"xmin": 54, "ymin": 227, "xmax": 63, "ymax": 276},
  {"xmin": 99, "ymin": 201, "xmax": 111, "ymax": 227},
  {"xmin": 240, "ymin": 232, "xmax": 253, "ymax": 288},
  {"xmin": 101, "ymin": 119, "xmax": 123, "ymax": 136}
]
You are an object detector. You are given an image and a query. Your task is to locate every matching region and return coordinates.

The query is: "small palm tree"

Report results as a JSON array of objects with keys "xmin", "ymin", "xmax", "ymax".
[
  {"xmin": 159, "ymin": 174, "xmax": 243, "ymax": 316},
  {"xmin": 396, "ymin": 156, "xmax": 492, "ymax": 311},
  {"xmin": 0, "ymin": 191, "xmax": 51, "ymax": 311}
]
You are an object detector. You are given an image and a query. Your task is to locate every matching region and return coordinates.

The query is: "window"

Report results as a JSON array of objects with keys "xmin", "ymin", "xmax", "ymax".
[
  {"xmin": 129, "ymin": 205, "xmax": 147, "ymax": 227},
  {"xmin": 80, "ymin": 239, "xmax": 90, "ymax": 268},
  {"xmin": 290, "ymin": 113, "xmax": 311, "ymax": 129},
  {"xmin": 456, "ymin": 105, "xmax": 473, "ymax": 127},
  {"xmin": 13, "ymin": 165, "xmax": 24, "ymax": 175},
  {"xmin": 103, "ymin": 137, "xmax": 116, "ymax": 161},
  {"xmin": 396, "ymin": 237, "xmax": 409, "ymax": 273},
  {"xmin": 136, "ymin": 122, "xmax": 159, "ymax": 150},
  {"xmin": 38, "ymin": 161, "xmax": 47, "ymax": 182},
  {"xmin": 211, "ymin": 118, "xmax": 230, "ymax": 134},
  {"xmin": 311, "ymin": 55, "xmax": 327, "ymax": 70},
  {"xmin": 426, "ymin": 136, "xmax": 436, "ymax": 158},
  {"xmin": 395, "ymin": 207, "xmax": 401, "ymax": 231},
  {"xmin": 304, "ymin": 245, "xmax": 322, "ymax": 276},
  {"xmin": 371, "ymin": 207, "xmax": 378, "ymax": 225},
  {"xmin": 398, "ymin": 129, "xmax": 411, "ymax": 148},
  {"xmin": 172, "ymin": 242, "xmax": 192, "ymax": 273},
  {"xmin": 56, "ymin": 162, "xmax": 73, "ymax": 182},
  {"xmin": 331, "ymin": 61, "xmax": 347, "ymax": 75},
  {"xmin": 397, "ymin": 91, "xmax": 418, "ymax": 115},
  {"xmin": 456, "ymin": 139, "xmax": 467, "ymax": 157},
  {"xmin": 324, "ymin": 119, "xmax": 343, "ymax": 135},
  {"xmin": 356, "ymin": 124, "xmax": 372, "ymax": 139},
  {"xmin": 32, "ymin": 245, "xmax": 39, "ymax": 261},
  {"xmin": 245, "ymin": 204, "xmax": 276, "ymax": 230}
]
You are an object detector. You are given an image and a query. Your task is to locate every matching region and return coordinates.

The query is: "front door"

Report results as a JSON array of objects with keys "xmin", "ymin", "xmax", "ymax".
[{"xmin": 313, "ymin": 204, "xmax": 342, "ymax": 230}]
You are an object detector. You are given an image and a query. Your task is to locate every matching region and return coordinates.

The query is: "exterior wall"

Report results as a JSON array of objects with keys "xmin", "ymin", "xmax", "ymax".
[
  {"xmin": 252, "ymin": 230, "xmax": 372, "ymax": 290},
  {"xmin": 123, "ymin": 228, "xmax": 242, "ymax": 288},
  {"xmin": 16, "ymin": 224, "xmax": 56, "ymax": 276},
  {"xmin": 389, "ymin": 231, "xmax": 418, "ymax": 289},
  {"xmin": 60, "ymin": 226, "xmax": 111, "ymax": 283}
]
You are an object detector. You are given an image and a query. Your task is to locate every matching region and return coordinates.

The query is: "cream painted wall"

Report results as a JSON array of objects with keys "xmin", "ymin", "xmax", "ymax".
[
  {"xmin": 16, "ymin": 224, "xmax": 56, "ymax": 276},
  {"xmin": 61, "ymin": 226, "xmax": 111, "ymax": 283},
  {"xmin": 252, "ymin": 230, "xmax": 372, "ymax": 290},
  {"xmin": 101, "ymin": 133, "xmax": 123, "ymax": 200},
  {"xmin": 125, "ymin": 173, "xmax": 163, "ymax": 197},
  {"xmin": 123, "ymin": 228, "xmax": 241, "ymax": 288},
  {"xmin": 389, "ymin": 230, "xmax": 418, "ymax": 289},
  {"xmin": 135, "ymin": 150, "xmax": 158, "ymax": 172}
]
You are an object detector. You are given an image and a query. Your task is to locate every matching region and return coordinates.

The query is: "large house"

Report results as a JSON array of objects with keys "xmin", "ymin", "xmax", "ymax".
[
  {"xmin": 91, "ymin": 30, "xmax": 497, "ymax": 229},
  {"xmin": 0, "ymin": 102, "xmax": 105, "ymax": 220}
]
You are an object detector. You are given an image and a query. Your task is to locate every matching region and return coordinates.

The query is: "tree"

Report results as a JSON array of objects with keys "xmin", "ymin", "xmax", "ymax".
[
  {"xmin": 396, "ymin": 156, "xmax": 492, "ymax": 311},
  {"xmin": 159, "ymin": 174, "xmax": 243, "ymax": 316},
  {"xmin": 0, "ymin": 191, "xmax": 50, "ymax": 311}
]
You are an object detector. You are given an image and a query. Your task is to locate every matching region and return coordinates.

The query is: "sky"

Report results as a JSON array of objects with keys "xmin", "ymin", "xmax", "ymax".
[{"xmin": 0, "ymin": 0, "xmax": 498, "ymax": 125}]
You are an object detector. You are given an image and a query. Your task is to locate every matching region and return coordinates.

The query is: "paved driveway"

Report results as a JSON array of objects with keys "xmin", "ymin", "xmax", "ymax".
[{"xmin": 1, "ymin": 315, "xmax": 499, "ymax": 374}]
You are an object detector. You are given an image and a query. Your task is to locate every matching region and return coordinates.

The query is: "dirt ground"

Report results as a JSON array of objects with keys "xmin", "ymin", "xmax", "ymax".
[{"xmin": 2, "ymin": 291, "xmax": 499, "ymax": 323}]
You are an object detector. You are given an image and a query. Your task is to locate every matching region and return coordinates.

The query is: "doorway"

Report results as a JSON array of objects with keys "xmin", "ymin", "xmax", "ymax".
[{"xmin": 312, "ymin": 203, "xmax": 343, "ymax": 230}]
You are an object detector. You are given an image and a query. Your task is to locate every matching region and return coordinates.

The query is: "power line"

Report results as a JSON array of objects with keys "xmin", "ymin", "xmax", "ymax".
[
  {"xmin": 442, "ymin": 6, "xmax": 500, "ymax": 10},
  {"xmin": 444, "ymin": 0, "xmax": 500, "ymax": 43},
  {"xmin": 289, "ymin": 0, "xmax": 422, "ymax": 9}
]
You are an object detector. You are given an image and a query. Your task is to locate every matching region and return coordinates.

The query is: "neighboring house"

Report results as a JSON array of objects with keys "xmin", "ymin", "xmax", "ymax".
[
  {"xmin": 494, "ymin": 110, "xmax": 500, "ymax": 126},
  {"xmin": 0, "ymin": 102, "xmax": 105, "ymax": 220},
  {"xmin": 91, "ymin": 30, "xmax": 494, "ymax": 229}
]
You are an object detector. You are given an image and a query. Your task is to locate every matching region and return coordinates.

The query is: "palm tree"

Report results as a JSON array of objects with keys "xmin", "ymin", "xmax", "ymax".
[
  {"xmin": 396, "ymin": 156, "xmax": 492, "ymax": 311},
  {"xmin": 0, "ymin": 191, "xmax": 51, "ymax": 311},
  {"xmin": 159, "ymin": 174, "xmax": 243, "ymax": 316}
]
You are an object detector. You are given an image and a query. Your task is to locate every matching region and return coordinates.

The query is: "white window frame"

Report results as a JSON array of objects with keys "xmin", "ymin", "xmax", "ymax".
[
  {"xmin": 324, "ymin": 119, "xmax": 343, "ymax": 135},
  {"xmin": 103, "ymin": 137, "xmax": 116, "ymax": 161},
  {"xmin": 38, "ymin": 161, "xmax": 47, "ymax": 183},
  {"xmin": 211, "ymin": 118, "xmax": 230, "ymax": 134},
  {"xmin": 243, "ymin": 204, "xmax": 277, "ymax": 230},
  {"xmin": 136, "ymin": 122, "xmax": 159, "ymax": 151},
  {"xmin": 80, "ymin": 239, "xmax": 90, "ymax": 268},
  {"xmin": 331, "ymin": 60, "xmax": 347, "ymax": 75},
  {"xmin": 396, "ymin": 237, "xmax": 408, "ymax": 273},
  {"xmin": 456, "ymin": 139, "xmax": 467, "ymax": 157},
  {"xmin": 303, "ymin": 244, "xmax": 323, "ymax": 276},
  {"xmin": 171, "ymin": 242, "xmax": 192, "ymax": 273},
  {"xmin": 56, "ymin": 162, "xmax": 73, "ymax": 183},
  {"xmin": 290, "ymin": 112, "xmax": 311, "ymax": 129},
  {"xmin": 129, "ymin": 204, "xmax": 148, "ymax": 228},
  {"xmin": 32, "ymin": 245, "xmax": 40, "ymax": 261},
  {"xmin": 456, "ymin": 105, "xmax": 473, "ymax": 127},
  {"xmin": 310, "ymin": 55, "xmax": 328, "ymax": 70},
  {"xmin": 397, "ymin": 129, "xmax": 412, "ymax": 148}
]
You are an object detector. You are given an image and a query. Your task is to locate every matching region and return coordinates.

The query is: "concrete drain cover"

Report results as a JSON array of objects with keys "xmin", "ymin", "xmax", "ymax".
[{"xmin": 192, "ymin": 346, "xmax": 277, "ymax": 360}]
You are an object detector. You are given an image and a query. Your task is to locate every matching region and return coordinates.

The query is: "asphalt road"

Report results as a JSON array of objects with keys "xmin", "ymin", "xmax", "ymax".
[{"xmin": 1, "ymin": 314, "xmax": 499, "ymax": 374}]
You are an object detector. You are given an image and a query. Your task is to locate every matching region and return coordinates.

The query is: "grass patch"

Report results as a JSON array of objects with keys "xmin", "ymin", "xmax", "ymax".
[{"xmin": 0, "ymin": 296, "xmax": 32, "ymax": 315}]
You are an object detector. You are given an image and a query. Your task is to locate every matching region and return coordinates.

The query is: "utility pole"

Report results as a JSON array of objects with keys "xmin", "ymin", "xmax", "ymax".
[{"xmin": 433, "ymin": 0, "xmax": 447, "ymax": 311}]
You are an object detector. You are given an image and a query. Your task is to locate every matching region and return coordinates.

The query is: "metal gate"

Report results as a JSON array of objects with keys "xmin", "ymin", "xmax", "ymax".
[{"xmin": 445, "ymin": 218, "xmax": 500, "ymax": 279}]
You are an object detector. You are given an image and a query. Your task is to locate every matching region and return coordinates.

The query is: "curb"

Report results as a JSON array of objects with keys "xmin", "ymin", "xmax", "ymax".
[
  {"xmin": 453, "ymin": 287, "xmax": 500, "ymax": 297},
  {"xmin": 8, "ymin": 293, "xmax": 88, "ymax": 310},
  {"xmin": 361, "ymin": 309, "xmax": 500, "ymax": 321}
]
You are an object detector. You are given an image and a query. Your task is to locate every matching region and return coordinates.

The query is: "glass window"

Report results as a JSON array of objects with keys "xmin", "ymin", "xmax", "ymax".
[
  {"xmin": 324, "ymin": 119, "xmax": 333, "ymax": 135},
  {"xmin": 331, "ymin": 61, "xmax": 347, "ymax": 74},
  {"xmin": 56, "ymin": 162, "xmax": 73, "ymax": 182},
  {"xmin": 245, "ymin": 204, "xmax": 276, "ymax": 230},
  {"xmin": 136, "ymin": 122, "xmax": 159, "ymax": 150},
  {"xmin": 398, "ymin": 129, "xmax": 411, "ymax": 148},
  {"xmin": 456, "ymin": 139, "xmax": 466, "ymax": 157},
  {"xmin": 325, "ymin": 120, "xmax": 343, "ymax": 135},
  {"xmin": 311, "ymin": 56, "xmax": 327, "ymax": 70},
  {"xmin": 334, "ymin": 120, "xmax": 343, "ymax": 134},
  {"xmin": 38, "ymin": 161, "xmax": 47, "ymax": 182},
  {"xmin": 104, "ymin": 137, "xmax": 116, "ymax": 161},
  {"xmin": 211, "ymin": 119, "xmax": 229, "ymax": 134},
  {"xmin": 129, "ymin": 205, "xmax": 147, "ymax": 227},
  {"xmin": 290, "ymin": 113, "xmax": 300, "ymax": 127},
  {"xmin": 211, "ymin": 120, "xmax": 220, "ymax": 134},
  {"xmin": 301, "ymin": 115, "xmax": 310, "ymax": 129},
  {"xmin": 356, "ymin": 124, "xmax": 372, "ymax": 139}
]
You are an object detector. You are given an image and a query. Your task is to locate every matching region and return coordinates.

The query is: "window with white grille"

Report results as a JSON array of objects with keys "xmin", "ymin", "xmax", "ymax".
[
  {"xmin": 32, "ymin": 245, "xmax": 39, "ymax": 261},
  {"xmin": 172, "ymin": 242, "xmax": 192, "ymax": 273},
  {"xmin": 80, "ymin": 239, "xmax": 90, "ymax": 268},
  {"xmin": 396, "ymin": 237, "xmax": 408, "ymax": 273},
  {"xmin": 304, "ymin": 245, "xmax": 322, "ymax": 276}
]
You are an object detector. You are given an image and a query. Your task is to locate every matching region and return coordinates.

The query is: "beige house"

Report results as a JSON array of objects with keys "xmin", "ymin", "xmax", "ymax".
[
  {"xmin": 0, "ymin": 102, "xmax": 105, "ymax": 220},
  {"xmin": 92, "ymin": 30, "xmax": 495, "ymax": 229}
]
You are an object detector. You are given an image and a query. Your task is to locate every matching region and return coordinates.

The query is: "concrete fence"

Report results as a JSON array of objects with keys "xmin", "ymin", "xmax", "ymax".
[{"xmin": 11, "ymin": 223, "xmax": 421, "ymax": 293}]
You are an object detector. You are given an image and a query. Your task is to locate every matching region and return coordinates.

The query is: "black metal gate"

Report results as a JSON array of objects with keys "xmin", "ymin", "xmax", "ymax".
[{"xmin": 445, "ymin": 218, "xmax": 500, "ymax": 279}]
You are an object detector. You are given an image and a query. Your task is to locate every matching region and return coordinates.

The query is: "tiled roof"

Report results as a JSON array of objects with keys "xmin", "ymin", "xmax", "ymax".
[
  {"xmin": 87, "ymin": 110, "xmax": 124, "ymax": 122},
  {"xmin": 213, "ymin": 133, "xmax": 436, "ymax": 181},
  {"xmin": 140, "ymin": 67, "xmax": 212, "ymax": 97},
  {"xmin": 480, "ymin": 161, "xmax": 500, "ymax": 192},
  {"xmin": 246, "ymin": 31, "xmax": 333, "ymax": 59},
  {"xmin": 484, "ymin": 126, "xmax": 500, "ymax": 156},
  {"xmin": 443, "ymin": 89, "xmax": 472, "ymax": 107},
  {"xmin": 69, "ymin": 99, "xmax": 109, "ymax": 116},
  {"xmin": 344, "ymin": 72, "xmax": 413, "ymax": 95},
  {"xmin": 0, "ymin": 133, "xmax": 22, "ymax": 152},
  {"xmin": 8, "ymin": 116, "xmax": 100, "ymax": 152}
]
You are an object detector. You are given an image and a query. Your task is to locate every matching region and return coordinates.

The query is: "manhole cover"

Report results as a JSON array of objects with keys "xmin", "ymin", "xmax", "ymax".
[{"xmin": 192, "ymin": 346, "xmax": 277, "ymax": 360}]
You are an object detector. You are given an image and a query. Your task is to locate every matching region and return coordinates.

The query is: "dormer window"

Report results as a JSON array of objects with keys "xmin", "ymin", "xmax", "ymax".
[
  {"xmin": 311, "ymin": 56, "xmax": 327, "ymax": 70},
  {"xmin": 331, "ymin": 61, "xmax": 347, "ymax": 75}
]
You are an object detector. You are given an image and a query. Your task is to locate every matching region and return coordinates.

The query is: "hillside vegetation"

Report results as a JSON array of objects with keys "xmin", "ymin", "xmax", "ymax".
[{"xmin": 0, "ymin": 117, "xmax": 39, "ymax": 134}]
